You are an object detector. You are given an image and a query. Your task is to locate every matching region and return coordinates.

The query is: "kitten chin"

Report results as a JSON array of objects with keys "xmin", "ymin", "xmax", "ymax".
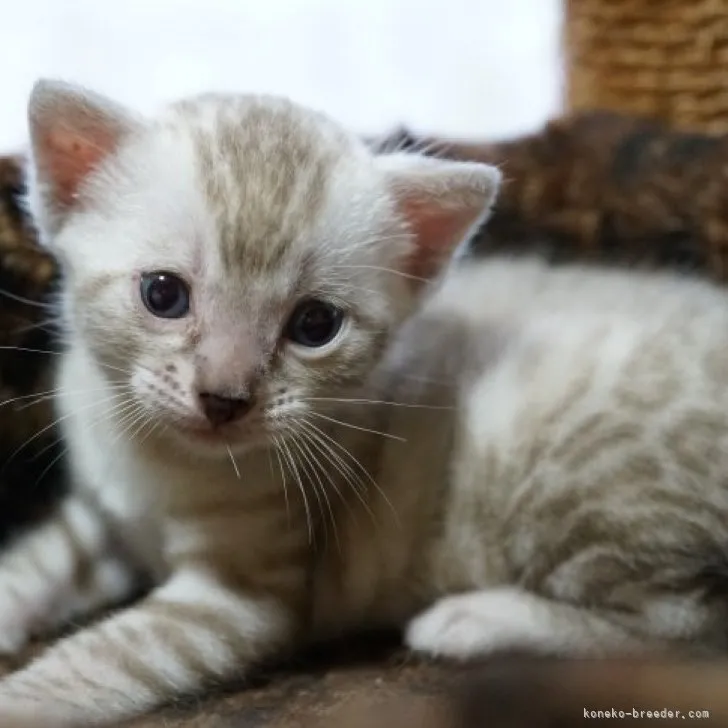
[{"xmin": 163, "ymin": 421, "xmax": 276, "ymax": 460}]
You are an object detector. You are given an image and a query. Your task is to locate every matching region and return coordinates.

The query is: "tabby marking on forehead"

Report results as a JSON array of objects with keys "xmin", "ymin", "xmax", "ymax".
[{"xmin": 172, "ymin": 97, "xmax": 345, "ymax": 274}]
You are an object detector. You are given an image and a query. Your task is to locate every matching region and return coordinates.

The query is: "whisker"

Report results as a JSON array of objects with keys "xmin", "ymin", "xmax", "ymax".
[
  {"xmin": 292, "ymin": 431, "xmax": 340, "ymax": 552},
  {"xmin": 0, "ymin": 383, "xmax": 130, "ymax": 410},
  {"xmin": 128, "ymin": 409, "xmax": 154, "ymax": 442},
  {"xmin": 345, "ymin": 232, "xmax": 410, "ymax": 248},
  {"xmin": 0, "ymin": 346, "xmax": 133, "ymax": 377},
  {"xmin": 278, "ymin": 433, "xmax": 313, "ymax": 546},
  {"xmin": 297, "ymin": 424, "xmax": 356, "ymax": 539},
  {"xmin": 136, "ymin": 419, "xmax": 161, "ymax": 447},
  {"xmin": 271, "ymin": 436, "xmax": 292, "ymax": 526},
  {"xmin": 12, "ymin": 317, "xmax": 63, "ymax": 336},
  {"xmin": 29, "ymin": 388, "xmax": 138, "ymax": 462},
  {"xmin": 226, "ymin": 444, "xmax": 241, "ymax": 480},
  {"xmin": 0, "ymin": 287, "xmax": 54, "ymax": 309},
  {"xmin": 98, "ymin": 409, "xmax": 161, "ymax": 495},
  {"xmin": 72, "ymin": 394, "xmax": 145, "ymax": 456},
  {"xmin": 303, "ymin": 418, "xmax": 400, "ymax": 527},
  {"xmin": 107, "ymin": 403, "xmax": 148, "ymax": 450},
  {"xmin": 298, "ymin": 419, "xmax": 361, "ymax": 516},
  {"xmin": 330, "ymin": 264, "xmax": 427, "ymax": 284},
  {"xmin": 303, "ymin": 397, "xmax": 452, "ymax": 411},
  {"xmin": 30, "ymin": 434, "xmax": 64, "ymax": 463},
  {"xmin": 299, "ymin": 425, "xmax": 349, "ymax": 500},
  {"xmin": 299, "ymin": 418, "xmax": 377, "ymax": 524},
  {"xmin": 101, "ymin": 401, "xmax": 147, "ymax": 445},
  {"xmin": 1, "ymin": 390, "xmax": 131, "ymax": 473},
  {"xmin": 32, "ymin": 445, "xmax": 68, "ymax": 489},
  {"xmin": 91, "ymin": 361, "xmax": 134, "ymax": 376},
  {"xmin": 310, "ymin": 411, "xmax": 406, "ymax": 442},
  {"xmin": 0, "ymin": 345, "xmax": 62, "ymax": 356},
  {"xmin": 287, "ymin": 434, "xmax": 330, "ymax": 549},
  {"xmin": 15, "ymin": 385, "xmax": 132, "ymax": 412},
  {"xmin": 75, "ymin": 396, "xmax": 139, "ymax": 443}
]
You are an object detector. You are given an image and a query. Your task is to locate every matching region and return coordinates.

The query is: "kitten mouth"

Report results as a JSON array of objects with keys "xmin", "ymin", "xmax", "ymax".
[{"xmin": 175, "ymin": 422, "xmax": 240, "ymax": 444}]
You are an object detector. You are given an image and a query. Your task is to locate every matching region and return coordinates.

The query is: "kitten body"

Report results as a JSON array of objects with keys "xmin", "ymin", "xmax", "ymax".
[{"xmin": 1, "ymin": 82, "xmax": 728, "ymax": 725}]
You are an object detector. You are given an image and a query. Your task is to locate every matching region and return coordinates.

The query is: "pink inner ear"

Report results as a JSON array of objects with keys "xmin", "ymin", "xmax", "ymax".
[
  {"xmin": 400, "ymin": 198, "xmax": 479, "ymax": 281},
  {"xmin": 41, "ymin": 126, "xmax": 116, "ymax": 208}
]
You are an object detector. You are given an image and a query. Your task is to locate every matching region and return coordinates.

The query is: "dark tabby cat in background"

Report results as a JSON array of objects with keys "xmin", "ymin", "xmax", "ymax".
[
  {"xmin": 0, "ymin": 156, "xmax": 65, "ymax": 545},
  {"xmin": 378, "ymin": 111, "xmax": 728, "ymax": 281}
]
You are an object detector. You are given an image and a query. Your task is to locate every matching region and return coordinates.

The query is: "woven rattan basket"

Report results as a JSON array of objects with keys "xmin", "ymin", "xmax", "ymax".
[{"xmin": 565, "ymin": 0, "xmax": 728, "ymax": 134}]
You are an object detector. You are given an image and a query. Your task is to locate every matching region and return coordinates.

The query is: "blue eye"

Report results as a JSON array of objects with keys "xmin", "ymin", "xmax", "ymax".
[
  {"xmin": 285, "ymin": 299, "xmax": 343, "ymax": 347},
  {"xmin": 140, "ymin": 272, "xmax": 190, "ymax": 319}
]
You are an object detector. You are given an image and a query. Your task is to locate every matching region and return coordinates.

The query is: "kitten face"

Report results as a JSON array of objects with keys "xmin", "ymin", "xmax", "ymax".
[
  {"xmin": 27, "ymin": 82, "xmax": 500, "ymax": 459},
  {"xmin": 56, "ymin": 100, "xmax": 408, "ymax": 454}
]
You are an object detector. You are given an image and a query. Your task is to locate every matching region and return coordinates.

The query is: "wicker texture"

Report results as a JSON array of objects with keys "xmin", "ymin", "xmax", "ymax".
[{"xmin": 565, "ymin": 0, "xmax": 728, "ymax": 134}]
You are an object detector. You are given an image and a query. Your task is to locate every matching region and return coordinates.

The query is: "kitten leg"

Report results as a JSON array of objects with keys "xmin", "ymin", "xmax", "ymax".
[
  {"xmin": 0, "ymin": 567, "xmax": 299, "ymax": 727},
  {"xmin": 405, "ymin": 587, "xmax": 653, "ymax": 659},
  {"xmin": 0, "ymin": 494, "xmax": 140, "ymax": 655}
]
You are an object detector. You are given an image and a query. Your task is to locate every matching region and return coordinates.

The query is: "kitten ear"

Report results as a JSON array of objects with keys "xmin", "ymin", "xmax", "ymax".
[
  {"xmin": 27, "ymin": 79, "xmax": 141, "ymax": 235},
  {"xmin": 379, "ymin": 154, "xmax": 501, "ymax": 281}
]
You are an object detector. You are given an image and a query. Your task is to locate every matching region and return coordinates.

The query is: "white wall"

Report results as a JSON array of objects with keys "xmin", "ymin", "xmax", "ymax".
[{"xmin": 0, "ymin": 0, "xmax": 563, "ymax": 153}]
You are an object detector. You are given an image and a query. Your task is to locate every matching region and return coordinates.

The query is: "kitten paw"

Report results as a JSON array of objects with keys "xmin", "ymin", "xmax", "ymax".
[{"xmin": 405, "ymin": 588, "xmax": 546, "ymax": 659}]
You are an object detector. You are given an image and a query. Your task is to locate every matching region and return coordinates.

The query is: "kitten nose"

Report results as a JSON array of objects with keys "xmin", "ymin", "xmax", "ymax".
[{"xmin": 198, "ymin": 392, "xmax": 253, "ymax": 426}]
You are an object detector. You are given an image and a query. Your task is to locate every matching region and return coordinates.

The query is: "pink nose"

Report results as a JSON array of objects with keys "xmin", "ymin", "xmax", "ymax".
[{"xmin": 198, "ymin": 392, "xmax": 252, "ymax": 426}]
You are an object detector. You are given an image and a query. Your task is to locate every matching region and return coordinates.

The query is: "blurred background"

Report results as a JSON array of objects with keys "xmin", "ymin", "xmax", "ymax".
[{"xmin": 0, "ymin": 0, "xmax": 563, "ymax": 152}]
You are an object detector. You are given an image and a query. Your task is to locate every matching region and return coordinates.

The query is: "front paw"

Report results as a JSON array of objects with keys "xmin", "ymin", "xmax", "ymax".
[{"xmin": 405, "ymin": 588, "xmax": 543, "ymax": 659}]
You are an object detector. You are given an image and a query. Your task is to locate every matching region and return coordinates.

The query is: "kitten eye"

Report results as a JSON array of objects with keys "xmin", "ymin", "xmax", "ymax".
[
  {"xmin": 285, "ymin": 299, "xmax": 344, "ymax": 348},
  {"xmin": 140, "ymin": 272, "xmax": 190, "ymax": 319}
]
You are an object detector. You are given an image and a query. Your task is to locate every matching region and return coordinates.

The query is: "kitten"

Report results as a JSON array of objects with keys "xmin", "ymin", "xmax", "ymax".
[{"xmin": 1, "ymin": 79, "xmax": 728, "ymax": 726}]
